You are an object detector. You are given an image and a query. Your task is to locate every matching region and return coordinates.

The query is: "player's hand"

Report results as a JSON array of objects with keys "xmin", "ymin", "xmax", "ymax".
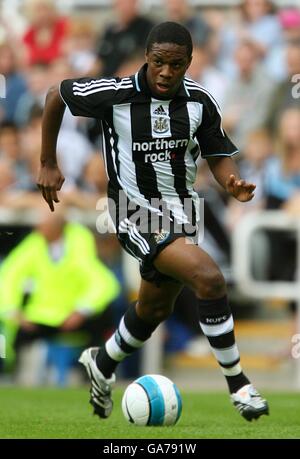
[
  {"xmin": 36, "ymin": 163, "xmax": 65, "ymax": 212},
  {"xmin": 226, "ymin": 174, "xmax": 256, "ymax": 202}
]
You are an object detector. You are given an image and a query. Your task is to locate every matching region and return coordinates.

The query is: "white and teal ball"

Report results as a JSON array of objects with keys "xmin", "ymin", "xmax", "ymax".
[{"xmin": 121, "ymin": 374, "xmax": 182, "ymax": 426}]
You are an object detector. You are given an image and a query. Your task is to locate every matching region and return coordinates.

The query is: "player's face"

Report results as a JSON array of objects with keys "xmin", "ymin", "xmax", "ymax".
[{"xmin": 145, "ymin": 43, "xmax": 192, "ymax": 99}]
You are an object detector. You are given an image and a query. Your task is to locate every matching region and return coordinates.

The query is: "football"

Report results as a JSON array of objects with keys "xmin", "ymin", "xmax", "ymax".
[{"xmin": 121, "ymin": 374, "xmax": 182, "ymax": 426}]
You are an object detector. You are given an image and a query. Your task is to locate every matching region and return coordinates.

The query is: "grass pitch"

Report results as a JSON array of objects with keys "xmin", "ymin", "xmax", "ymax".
[{"xmin": 0, "ymin": 387, "xmax": 299, "ymax": 439}]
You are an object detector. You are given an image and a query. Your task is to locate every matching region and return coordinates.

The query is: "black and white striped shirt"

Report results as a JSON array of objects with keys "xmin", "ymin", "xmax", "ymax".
[{"xmin": 60, "ymin": 64, "xmax": 238, "ymax": 224}]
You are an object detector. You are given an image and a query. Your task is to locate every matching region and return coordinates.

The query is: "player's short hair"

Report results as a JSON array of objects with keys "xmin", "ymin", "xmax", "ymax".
[{"xmin": 146, "ymin": 22, "xmax": 193, "ymax": 58}]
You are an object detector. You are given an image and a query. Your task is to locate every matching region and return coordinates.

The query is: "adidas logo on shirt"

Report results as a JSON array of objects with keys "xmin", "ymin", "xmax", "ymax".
[{"xmin": 153, "ymin": 105, "xmax": 167, "ymax": 115}]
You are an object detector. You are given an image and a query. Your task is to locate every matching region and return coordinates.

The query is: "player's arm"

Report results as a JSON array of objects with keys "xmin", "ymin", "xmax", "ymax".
[
  {"xmin": 206, "ymin": 156, "xmax": 256, "ymax": 202},
  {"xmin": 196, "ymin": 94, "xmax": 255, "ymax": 203},
  {"xmin": 37, "ymin": 85, "xmax": 66, "ymax": 212}
]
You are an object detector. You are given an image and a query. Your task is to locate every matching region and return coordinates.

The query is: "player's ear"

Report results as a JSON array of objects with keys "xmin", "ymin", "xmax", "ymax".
[
  {"xmin": 186, "ymin": 55, "xmax": 192, "ymax": 70},
  {"xmin": 145, "ymin": 50, "xmax": 149, "ymax": 63}
]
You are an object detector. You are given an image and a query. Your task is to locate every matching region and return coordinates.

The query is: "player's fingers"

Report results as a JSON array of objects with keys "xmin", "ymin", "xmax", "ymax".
[
  {"xmin": 51, "ymin": 189, "xmax": 60, "ymax": 203},
  {"xmin": 57, "ymin": 176, "xmax": 65, "ymax": 191},
  {"xmin": 246, "ymin": 184, "xmax": 256, "ymax": 192},
  {"xmin": 44, "ymin": 187, "xmax": 55, "ymax": 212},
  {"xmin": 241, "ymin": 181, "xmax": 255, "ymax": 189},
  {"xmin": 228, "ymin": 174, "xmax": 236, "ymax": 185},
  {"xmin": 39, "ymin": 185, "xmax": 48, "ymax": 204},
  {"xmin": 226, "ymin": 175, "xmax": 235, "ymax": 190},
  {"xmin": 237, "ymin": 179, "xmax": 246, "ymax": 187}
]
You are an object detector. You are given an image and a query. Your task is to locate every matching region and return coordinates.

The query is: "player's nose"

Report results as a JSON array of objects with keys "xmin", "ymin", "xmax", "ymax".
[{"xmin": 159, "ymin": 64, "xmax": 173, "ymax": 79}]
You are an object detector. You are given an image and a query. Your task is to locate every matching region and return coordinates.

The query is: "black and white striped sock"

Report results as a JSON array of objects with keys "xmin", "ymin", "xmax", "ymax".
[
  {"xmin": 96, "ymin": 303, "xmax": 157, "ymax": 378},
  {"xmin": 198, "ymin": 295, "xmax": 250, "ymax": 393}
]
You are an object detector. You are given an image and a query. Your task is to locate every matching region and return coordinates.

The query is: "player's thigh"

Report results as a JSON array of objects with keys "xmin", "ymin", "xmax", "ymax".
[
  {"xmin": 153, "ymin": 237, "xmax": 226, "ymax": 298},
  {"xmin": 137, "ymin": 278, "xmax": 183, "ymax": 323}
]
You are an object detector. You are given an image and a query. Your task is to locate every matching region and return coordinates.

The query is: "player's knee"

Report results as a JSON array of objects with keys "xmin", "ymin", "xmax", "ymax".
[{"xmin": 192, "ymin": 268, "xmax": 226, "ymax": 299}]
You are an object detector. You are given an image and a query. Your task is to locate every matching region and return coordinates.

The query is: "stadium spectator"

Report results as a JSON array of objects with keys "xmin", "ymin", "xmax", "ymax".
[
  {"xmin": 0, "ymin": 120, "xmax": 41, "ymax": 209},
  {"xmin": 222, "ymin": 39, "xmax": 275, "ymax": 149},
  {"xmin": 62, "ymin": 18, "xmax": 97, "ymax": 76},
  {"xmin": 279, "ymin": 7, "xmax": 300, "ymax": 42},
  {"xmin": 265, "ymin": 108, "xmax": 300, "ymax": 213},
  {"xmin": 265, "ymin": 7, "xmax": 300, "ymax": 81},
  {"xmin": 226, "ymin": 128, "xmax": 274, "ymax": 280},
  {"xmin": 239, "ymin": 0, "xmax": 282, "ymax": 59},
  {"xmin": 22, "ymin": 0, "xmax": 69, "ymax": 66},
  {"xmin": 0, "ymin": 121, "xmax": 32, "ymax": 191},
  {"xmin": 187, "ymin": 45, "xmax": 229, "ymax": 109},
  {"xmin": 226, "ymin": 128, "xmax": 273, "ymax": 231},
  {"xmin": 15, "ymin": 59, "xmax": 77, "ymax": 129},
  {"xmin": 0, "ymin": 122, "xmax": 21, "ymax": 162},
  {"xmin": 218, "ymin": 0, "xmax": 283, "ymax": 77},
  {"xmin": 14, "ymin": 62, "xmax": 50, "ymax": 127},
  {"xmin": 92, "ymin": 0, "xmax": 154, "ymax": 77},
  {"xmin": 0, "ymin": 208, "xmax": 120, "ymax": 385},
  {"xmin": 265, "ymin": 39, "xmax": 300, "ymax": 133},
  {"xmin": 80, "ymin": 153, "xmax": 108, "ymax": 196},
  {"xmin": 165, "ymin": 0, "xmax": 211, "ymax": 47},
  {"xmin": 0, "ymin": 157, "xmax": 16, "ymax": 194},
  {"xmin": 116, "ymin": 51, "xmax": 145, "ymax": 79},
  {"xmin": 0, "ymin": 42, "xmax": 27, "ymax": 123},
  {"xmin": 263, "ymin": 108, "xmax": 300, "ymax": 355}
]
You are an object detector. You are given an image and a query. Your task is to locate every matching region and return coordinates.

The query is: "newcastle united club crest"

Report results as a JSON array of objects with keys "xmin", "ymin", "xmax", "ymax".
[
  {"xmin": 153, "ymin": 228, "xmax": 170, "ymax": 244},
  {"xmin": 153, "ymin": 117, "xmax": 169, "ymax": 134},
  {"xmin": 151, "ymin": 103, "xmax": 171, "ymax": 138}
]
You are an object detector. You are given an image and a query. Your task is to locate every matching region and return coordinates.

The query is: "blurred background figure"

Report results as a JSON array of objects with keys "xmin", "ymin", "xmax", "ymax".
[
  {"xmin": 14, "ymin": 62, "xmax": 51, "ymax": 127},
  {"xmin": 22, "ymin": 0, "xmax": 69, "ymax": 66},
  {"xmin": 92, "ymin": 0, "xmax": 154, "ymax": 77},
  {"xmin": 222, "ymin": 39, "xmax": 275, "ymax": 149},
  {"xmin": 226, "ymin": 128, "xmax": 274, "ymax": 281},
  {"xmin": 279, "ymin": 7, "xmax": 300, "ymax": 42},
  {"xmin": 165, "ymin": 0, "xmax": 211, "ymax": 48},
  {"xmin": 218, "ymin": 0, "xmax": 283, "ymax": 77},
  {"xmin": 187, "ymin": 44, "xmax": 228, "ymax": 109},
  {"xmin": 0, "ymin": 121, "xmax": 32, "ymax": 192},
  {"xmin": 263, "ymin": 108, "xmax": 300, "ymax": 357},
  {"xmin": 265, "ymin": 39, "xmax": 300, "ymax": 133},
  {"xmin": 62, "ymin": 18, "xmax": 97, "ymax": 76},
  {"xmin": 0, "ymin": 157, "xmax": 16, "ymax": 195},
  {"xmin": 226, "ymin": 128, "xmax": 273, "ymax": 232},
  {"xmin": 265, "ymin": 108, "xmax": 300, "ymax": 214},
  {"xmin": 266, "ymin": 6, "xmax": 300, "ymax": 81},
  {"xmin": 0, "ymin": 42, "xmax": 27, "ymax": 123},
  {"xmin": 0, "ymin": 208, "xmax": 120, "ymax": 386}
]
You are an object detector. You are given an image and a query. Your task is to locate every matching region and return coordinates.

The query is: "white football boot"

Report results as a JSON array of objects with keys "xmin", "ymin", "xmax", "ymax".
[
  {"xmin": 231, "ymin": 384, "xmax": 269, "ymax": 421},
  {"xmin": 79, "ymin": 347, "xmax": 115, "ymax": 419}
]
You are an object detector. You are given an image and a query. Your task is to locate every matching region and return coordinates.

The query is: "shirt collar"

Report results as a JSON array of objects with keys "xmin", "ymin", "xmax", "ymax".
[{"xmin": 134, "ymin": 63, "xmax": 190, "ymax": 99}]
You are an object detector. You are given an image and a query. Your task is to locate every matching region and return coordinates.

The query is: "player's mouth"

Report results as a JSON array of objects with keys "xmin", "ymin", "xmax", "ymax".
[{"xmin": 156, "ymin": 82, "xmax": 172, "ymax": 94}]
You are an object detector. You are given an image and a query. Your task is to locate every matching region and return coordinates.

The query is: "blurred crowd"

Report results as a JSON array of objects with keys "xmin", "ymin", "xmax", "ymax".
[
  {"xmin": 0, "ymin": 0, "xmax": 299, "ymax": 214},
  {"xmin": 0, "ymin": 0, "xmax": 300, "ymax": 383}
]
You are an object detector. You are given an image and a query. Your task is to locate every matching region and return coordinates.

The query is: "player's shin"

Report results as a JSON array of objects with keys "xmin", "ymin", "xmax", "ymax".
[
  {"xmin": 197, "ymin": 295, "xmax": 250, "ymax": 393},
  {"xmin": 96, "ymin": 302, "xmax": 157, "ymax": 378}
]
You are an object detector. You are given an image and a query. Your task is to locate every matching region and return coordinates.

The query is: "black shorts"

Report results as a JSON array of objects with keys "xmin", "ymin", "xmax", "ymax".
[{"xmin": 108, "ymin": 188, "xmax": 198, "ymax": 285}]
